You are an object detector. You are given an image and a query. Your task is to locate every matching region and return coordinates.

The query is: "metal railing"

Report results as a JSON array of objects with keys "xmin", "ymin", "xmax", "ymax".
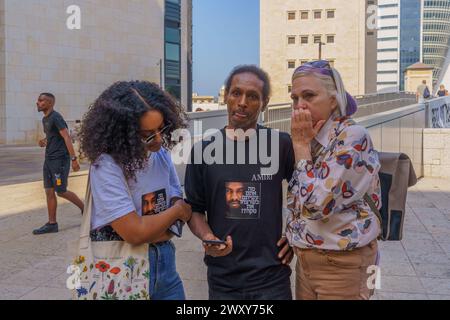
[
  {"xmin": 354, "ymin": 91, "xmax": 416, "ymax": 105},
  {"xmin": 263, "ymin": 92, "xmax": 417, "ymax": 133}
]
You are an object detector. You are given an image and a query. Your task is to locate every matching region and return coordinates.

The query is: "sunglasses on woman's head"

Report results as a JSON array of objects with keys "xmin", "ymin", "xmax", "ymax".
[
  {"xmin": 294, "ymin": 60, "xmax": 332, "ymax": 74},
  {"xmin": 141, "ymin": 124, "xmax": 171, "ymax": 145},
  {"xmin": 293, "ymin": 60, "xmax": 336, "ymax": 87},
  {"xmin": 304, "ymin": 60, "xmax": 331, "ymax": 69}
]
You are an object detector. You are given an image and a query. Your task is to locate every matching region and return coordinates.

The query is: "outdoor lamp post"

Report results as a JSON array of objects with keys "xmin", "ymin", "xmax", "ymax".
[{"xmin": 318, "ymin": 42, "xmax": 326, "ymax": 60}]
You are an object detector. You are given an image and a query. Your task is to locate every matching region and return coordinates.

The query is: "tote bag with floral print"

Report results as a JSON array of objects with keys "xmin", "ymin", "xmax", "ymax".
[{"xmin": 68, "ymin": 174, "xmax": 150, "ymax": 300}]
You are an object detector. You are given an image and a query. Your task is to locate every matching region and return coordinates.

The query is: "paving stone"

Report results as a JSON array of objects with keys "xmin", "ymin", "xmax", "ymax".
[
  {"xmin": 402, "ymin": 239, "xmax": 446, "ymax": 254},
  {"xmin": 420, "ymin": 278, "xmax": 450, "ymax": 295},
  {"xmin": 437, "ymin": 241, "xmax": 450, "ymax": 257},
  {"xmin": 373, "ymin": 291, "xmax": 429, "ymax": 300},
  {"xmin": 45, "ymin": 271, "xmax": 71, "ymax": 289},
  {"xmin": 19, "ymin": 287, "xmax": 72, "ymax": 300},
  {"xmin": 184, "ymin": 280, "xmax": 209, "ymax": 300},
  {"xmin": 412, "ymin": 262, "xmax": 450, "ymax": 278},
  {"xmin": 378, "ymin": 276, "xmax": 426, "ymax": 293},
  {"xmin": 379, "ymin": 249, "xmax": 411, "ymax": 264},
  {"xmin": 0, "ymin": 284, "xmax": 36, "ymax": 300},
  {"xmin": 0, "ymin": 266, "xmax": 59, "ymax": 287},
  {"xmin": 407, "ymin": 250, "xmax": 450, "ymax": 264},
  {"xmin": 1, "ymin": 154, "xmax": 450, "ymax": 300},
  {"xmin": 427, "ymin": 294, "xmax": 450, "ymax": 300},
  {"xmin": 380, "ymin": 261, "xmax": 416, "ymax": 277}
]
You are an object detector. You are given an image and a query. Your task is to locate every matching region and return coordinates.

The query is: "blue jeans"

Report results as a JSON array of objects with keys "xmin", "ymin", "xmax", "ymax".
[{"xmin": 148, "ymin": 241, "xmax": 185, "ymax": 300}]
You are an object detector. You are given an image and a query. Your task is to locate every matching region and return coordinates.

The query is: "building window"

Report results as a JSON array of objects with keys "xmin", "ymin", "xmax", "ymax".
[
  {"xmin": 378, "ymin": 37, "xmax": 399, "ymax": 41},
  {"xmin": 288, "ymin": 60, "xmax": 296, "ymax": 69},
  {"xmin": 327, "ymin": 35, "xmax": 335, "ymax": 43},
  {"xmin": 377, "ymin": 70, "xmax": 397, "ymax": 74},
  {"xmin": 300, "ymin": 11, "xmax": 309, "ymax": 20},
  {"xmin": 314, "ymin": 35, "xmax": 322, "ymax": 43},
  {"xmin": 287, "ymin": 36, "xmax": 296, "ymax": 45},
  {"xmin": 288, "ymin": 85, "xmax": 292, "ymax": 93},
  {"xmin": 377, "ymin": 59, "xmax": 398, "ymax": 63},
  {"xmin": 300, "ymin": 36, "xmax": 308, "ymax": 44},
  {"xmin": 165, "ymin": 0, "xmax": 182, "ymax": 101},
  {"xmin": 328, "ymin": 59, "xmax": 335, "ymax": 67},
  {"xmin": 314, "ymin": 10, "xmax": 322, "ymax": 19},
  {"xmin": 377, "ymin": 81, "xmax": 397, "ymax": 85},
  {"xmin": 288, "ymin": 11, "xmax": 296, "ymax": 20},
  {"xmin": 300, "ymin": 60, "xmax": 309, "ymax": 65},
  {"xmin": 380, "ymin": 15, "xmax": 398, "ymax": 19},
  {"xmin": 327, "ymin": 10, "xmax": 335, "ymax": 19},
  {"xmin": 166, "ymin": 43, "xmax": 180, "ymax": 61}
]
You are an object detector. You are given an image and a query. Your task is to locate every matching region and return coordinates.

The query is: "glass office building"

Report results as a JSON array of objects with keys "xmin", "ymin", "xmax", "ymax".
[
  {"xmin": 164, "ymin": 0, "xmax": 192, "ymax": 110},
  {"xmin": 165, "ymin": 0, "xmax": 183, "ymax": 101},
  {"xmin": 399, "ymin": 0, "xmax": 422, "ymax": 91},
  {"xmin": 422, "ymin": 0, "xmax": 450, "ymax": 86}
]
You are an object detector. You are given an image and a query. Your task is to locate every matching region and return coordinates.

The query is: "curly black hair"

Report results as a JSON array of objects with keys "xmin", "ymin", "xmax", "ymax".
[
  {"xmin": 224, "ymin": 65, "xmax": 271, "ymax": 102},
  {"xmin": 80, "ymin": 81, "xmax": 188, "ymax": 180}
]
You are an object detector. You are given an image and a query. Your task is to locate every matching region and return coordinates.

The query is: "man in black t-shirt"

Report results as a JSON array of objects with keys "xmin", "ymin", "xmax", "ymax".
[
  {"xmin": 185, "ymin": 66, "xmax": 295, "ymax": 300},
  {"xmin": 33, "ymin": 93, "xmax": 84, "ymax": 235}
]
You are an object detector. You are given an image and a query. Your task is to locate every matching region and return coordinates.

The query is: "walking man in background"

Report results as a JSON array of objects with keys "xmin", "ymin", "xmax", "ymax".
[
  {"xmin": 33, "ymin": 93, "xmax": 84, "ymax": 235},
  {"xmin": 416, "ymin": 80, "xmax": 431, "ymax": 103}
]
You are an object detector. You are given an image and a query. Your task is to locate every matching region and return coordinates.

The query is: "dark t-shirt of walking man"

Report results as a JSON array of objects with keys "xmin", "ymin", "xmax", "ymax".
[{"xmin": 43, "ymin": 110, "xmax": 70, "ymax": 193}]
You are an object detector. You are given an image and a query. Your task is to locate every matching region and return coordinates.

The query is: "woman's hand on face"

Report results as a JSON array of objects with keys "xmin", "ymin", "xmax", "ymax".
[
  {"xmin": 174, "ymin": 200, "xmax": 192, "ymax": 223},
  {"xmin": 291, "ymin": 109, "xmax": 326, "ymax": 146}
]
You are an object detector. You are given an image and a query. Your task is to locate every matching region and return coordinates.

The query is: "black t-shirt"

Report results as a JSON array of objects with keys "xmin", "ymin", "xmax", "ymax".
[
  {"xmin": 42, "ymin": 110, "xmax": 69, "ymax": 160},
  {"xmin": 184, "ymin": 126, "xmax": 295, "ymax": 292}
]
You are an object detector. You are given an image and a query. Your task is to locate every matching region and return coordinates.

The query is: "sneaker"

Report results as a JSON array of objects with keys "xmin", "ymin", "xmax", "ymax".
[{"xmin": 33, "ymin": 223, "xmax": 59, "ymax": 235}]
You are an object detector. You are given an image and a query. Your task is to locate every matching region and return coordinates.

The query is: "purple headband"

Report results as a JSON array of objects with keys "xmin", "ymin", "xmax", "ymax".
[
  {"xmin": 345, "ymin": 92, "xmax": 357, "ymax": 116},
  {"xmin": 293, "ymin": 61, "xmax": 358, "ymax": 116}
]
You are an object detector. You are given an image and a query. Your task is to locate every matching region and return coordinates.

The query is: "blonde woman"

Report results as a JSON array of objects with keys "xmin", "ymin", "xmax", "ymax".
[{"xmin": 286, "ymin": 60, "xmax": 381, "ymax": 300}]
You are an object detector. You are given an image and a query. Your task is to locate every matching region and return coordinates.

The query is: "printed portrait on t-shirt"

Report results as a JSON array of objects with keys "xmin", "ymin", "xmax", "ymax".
[
  {"xmin": 225, "ymin": 181, "xmax": 261, "ymax": 220},
  {"xmin": 141, "ymin": 188, "xmax": 184, "ymax": 237},
  {"xmin": 142, "ymin": 189, "xmax": 167, "ymax": 216}
]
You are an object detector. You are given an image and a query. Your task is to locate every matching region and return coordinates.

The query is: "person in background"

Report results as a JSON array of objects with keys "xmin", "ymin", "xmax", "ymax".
[
  {"xmin": 33, "ymin": 93, "xmax": 84, "ymax": 235},
  {"xmin": 437, "ymin": 84, "xmax": 449, "ymax": 97},
  {"xmin": 416, "ymin": 80, "xmax": 430, "ymax": 102}
]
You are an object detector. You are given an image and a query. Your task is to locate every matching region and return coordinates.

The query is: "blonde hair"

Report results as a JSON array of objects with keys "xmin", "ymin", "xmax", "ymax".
[{"xmin": 292, "ymin": 67, "xmax": 351, "ymax": 117}]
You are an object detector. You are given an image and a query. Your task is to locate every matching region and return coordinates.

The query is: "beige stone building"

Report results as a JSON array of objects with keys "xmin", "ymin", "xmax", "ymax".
[
  {"xmin": 0, "ymin": 0, "xmax": 192, "ymax": 145},
  {"xmin": 404, "ymin": 62, "xmax": 434, "ymax": 93},
  {"xmin": 192, "ymin": 93, "xmax": 215, "ymax": 104},
  {"xmin": 260, "ymin": 0, "xmax": 378, "ymax": 104}
]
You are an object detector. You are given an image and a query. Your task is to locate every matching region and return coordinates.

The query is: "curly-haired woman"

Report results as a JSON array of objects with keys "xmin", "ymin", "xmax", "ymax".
[{"xmin": 80, "ymin": 81, "xmax": 192, "ymax": 300}]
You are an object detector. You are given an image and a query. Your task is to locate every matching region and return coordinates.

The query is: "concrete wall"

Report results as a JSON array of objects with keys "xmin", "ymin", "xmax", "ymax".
[
  {"xmin": 261, "ymin": 0, "xmax": 376, "ymax": 104},
  {"xmin": 365, "ymin": 0, "xmax": 378, "ymax": 95},
  {"xmin": 181, "ymin": 0, "xmax": 192, "ymax": 111},
  {"xmin": 0, "ymin": 0, "xmax": 186, "ymax": 145},
  {"xmin": 424, "ymin": 128, "xmax": 450, "ymax": 178},
  {"xmin": 0, "ymin": 0, "xmax": 5, "ymax": 144},
  {"xmin": 355, "ymin": 103, "xmax": 426, "ymax": 178}
]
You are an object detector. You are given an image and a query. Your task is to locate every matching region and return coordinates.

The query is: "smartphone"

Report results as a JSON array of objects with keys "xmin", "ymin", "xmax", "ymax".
[
  {"xmin": 203, "ymin": 239, "xmax": 227, "ymax": 246},
  {"xmin": 168, "ymin": 220, "xmax": 184, "ymax": 238}
]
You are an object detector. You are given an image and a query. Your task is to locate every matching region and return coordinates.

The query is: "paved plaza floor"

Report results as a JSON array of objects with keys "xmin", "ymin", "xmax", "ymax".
[{"xmin": 0, "ymin": 147, "xmax": 449, "ymax": 300}]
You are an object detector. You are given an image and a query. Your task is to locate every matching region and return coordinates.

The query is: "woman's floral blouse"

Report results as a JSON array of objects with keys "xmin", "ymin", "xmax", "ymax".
[{"xmin": 286, "ymin": 112, "xmax": 382, "ymax": 251}]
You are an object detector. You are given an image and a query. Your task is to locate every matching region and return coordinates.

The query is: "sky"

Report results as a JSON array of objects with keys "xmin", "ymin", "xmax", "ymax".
[{"xmin": 193, "ymin": 0, "xmax": 260, "ymax": 96}]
